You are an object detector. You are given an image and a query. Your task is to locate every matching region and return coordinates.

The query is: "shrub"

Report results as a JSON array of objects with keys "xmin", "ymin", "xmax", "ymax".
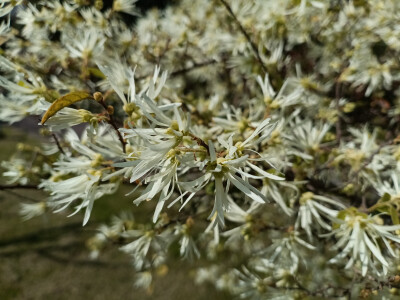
[{"xmin": 2, "ymin": 0, "xmax": 400, "ymax": 298}]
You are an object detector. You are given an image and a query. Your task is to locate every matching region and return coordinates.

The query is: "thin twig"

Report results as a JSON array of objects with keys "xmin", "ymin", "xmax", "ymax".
[
  {"xmin": 335, "ymin": 80, "xmax": 342, "ymax": 143},
  {"xmin": 52, "ymin": 133, "xmax": 66, "ymax": 155},
  {"xmin": 187, "ymin": 132, "xmax": 210, "ymax": 154},
  {"xmin": 359, "ymin": 195, "xmax": 368, "ymax": 213},
  {"xmin": 219, "ymin": 0, "xmax": 267, "ymax": 73},
  {"xmin": 352, "ymin": 140, "xmax": 393, "ymax": 178},
  {"xmin": 135, "ymin": 59, "xmax": 217, "ymax": 81},
  {"xmin": 175, "ymin": 147, "xmax": 207, "ymax": 153},
  {"xmin": 0, "ymin": 184, "xmax": 38, "ymax": 190},
  {"xmin": 170, "ymin": 59, "xmax": 217, "ymax": 77},
  {"xmin": 157, "ymin": 209, "xmax": 210, "ymax": 232},
  {"xmin": 0, "ymin": 188, "xmax": 41, "ymax": 203},
  {"xmin": 98, "ymin": 99, "xmax": 127, "ymax": 153}
]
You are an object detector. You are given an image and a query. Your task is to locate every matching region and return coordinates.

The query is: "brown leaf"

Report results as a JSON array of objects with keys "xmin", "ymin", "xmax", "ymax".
[{"xmin": 41, "ymin": 91, "xmax": 93, "ymax": 125}]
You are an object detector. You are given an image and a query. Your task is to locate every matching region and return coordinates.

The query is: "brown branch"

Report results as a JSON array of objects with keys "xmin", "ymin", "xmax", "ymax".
[
  {"xmin": 219, "ymin": 0, "xmax": 267, "ymax": 73},
  {"xmin": 135, "ymin": 59, "xmax": 217, "ymax": 81},
  {"xmin": 0, "ymin": 184, "xmax": 38, "ymax": 190},
  {"xmin": 156, "ymin": 209, "xmax": 210, "ymax": 232},
  {"xmin": 95, "ymin": 94, "xmax": 127, "ymax": 153},
  {"xmin": 170, "ymin": 59, "xmax": 217, "ymax": 77},
  {"xmin": 335, "ymin": 80, "xmax": 342, "ymax": 143},
  {"xmin": 187, "ymin": 132, "xmax": 210, "ymax": 154},
  {"xmin": 175, "ymin": 147, "xmax": 207, "ymax": 153},
  {"xmin": 258, "ymin": 224, "xmax": 288, "ymax": 231},
  {"xmin": 107, "ymin": 114, "xmax": 127, "ymax": 154},
  {"xmin": 52, "ymin": 133, "xmax": 66, "ymax": 155},
  {"xmin": 352, "ymin": 140, "xmax": 394, "ymax": 178},
  {"xmin": 0, "ymin": 186, "xmax": 42, "ymax": 204}
]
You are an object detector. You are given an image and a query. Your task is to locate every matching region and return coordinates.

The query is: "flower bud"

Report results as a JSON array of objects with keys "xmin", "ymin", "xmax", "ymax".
[
  {"xmin": 107, "ymin": 105, "xmax": 114, "ymax": 115},
  {"xmin": 93, "ymin": 92, "xmax": 103, "ymax": 102}
]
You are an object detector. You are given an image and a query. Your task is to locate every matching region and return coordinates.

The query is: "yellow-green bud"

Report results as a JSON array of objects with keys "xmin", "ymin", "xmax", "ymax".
[
  {"xmin": 93, "ymin": 92, "xmax": 103, "ymax": 102},
  {"xmin": 299, "ymin": 192, "xmax": 314, "ymax": 205},
  {"xmin": 343, "ymin": 102, "xmax": 356, "ymax": 113},
  {"xmin": 107, "ymin": 105, "xmax": 114, "ymax": 115}
]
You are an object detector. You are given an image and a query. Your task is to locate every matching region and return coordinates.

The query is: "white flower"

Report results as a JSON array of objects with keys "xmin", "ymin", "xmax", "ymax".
[
  {"xmin": 134, "ymin": 271, "xmax": 152, "ymax": 290},
  {"xmin": 257, "ymin": 73, "xmax": 276, "ymax": 103},
  {"xmin": 120, "ymin": 228, "xmax": 171, "ymax": 271},
  {"xmin": 203, "ymin": 139, "xmax": 280, "ymax": 228},
  {"xmin": 113, "ymin": 0, "xmax": 140, "ymax": 16},
  {"xmin": 132, "ymin": 155, "xmax": 180, "ymax": 223},
  {"xmin": 212, "ymin": 102, "xmax": 267, "ymax": 136},
  {"xmin": 222, "ymin": 197, "xmax": 261, "ymax": 245},
  {"xmin": 80, "ymin": 7, "xmax": 109, "ymax": 34},
  {"xmin": 258, "ymin": 72, "xmax": 319, "ymax": 111},
  {"xmin": 19, "ymin": 202, "xmax": 47, "ymax": 221},
  {"xmin": 99, "ymin": 64, "xmax": 168, "ymax": 117},
  {"xmin": 341, "ymin": 47, "xmax": 393, "ymax": 96},
  {"xmin": 263, "ymin": 230, "xmax": 315, "ymax": 273},
  {"xmin": 144, "ymin": 65, "xmax": 168, "ymax": 101},
  {"xmin": 0, "ymin": 98, "xmax": 27, "ymax": 123},
  {"xmin": 114, "ymin": 112, "xmax": 186, "ymax": 184},
  {"xmin": 53, "ymin": 135, "xmax": 104, "ymax": 173},
  {"xmin": 0, "ymin": 59, "xmax": 50, "ymax": 122},
  {"xmin": 295, "ymin": 192, "xmax": 345, "ymax": 240},
  {"xmin": 40, "ymin": 170, "xmax": 116, "ymax": 225},
  {"xmin": 0, "ymin": 21, "xmax": 9, "ymax": 35},
  {"xmin": 334, "ymin": 127, "xmax": 388, "ymax": 181},
  {"xmin": 97, "ymin": 62, "xmax": 137, "ymax": 107},
  {"xmin": 108, "ymin": 96, "xmax": 191, "ymax": 222},
  {"xmin": 327, "ymin": 207, "xmax": 400, "ymax": 276},
  {"xmin": 261, "ymin": 180, "xmax": 296, "ymax": 216},
  {"xmin": 283, "ymin": 118, "xmax": 331, "ymax": 158},
  {"xmin": 171, "ymin": 119, "xmax": 284, "ymax": 229},
  {"xmin": 16, "ymin": 2, "xmax": 44, "ymax": 38},
  {"xmin": 1, "ymin": 158, "xmax": 31, "ymax": 185},
  {"xmin": 0, "ymin": 68, "xmax": 46, "ymax": 101},
  {"xmin": 376, "ymin": 172, "xmax": 400, "ymax": 199},
  {"xmin": 65, "ymin": 28, "xmax": 105, "ymax": 60},
  {"xmin": 40, "ymin": 105, "xmax": 99, "ymax": 131},
  {"xmin": 0, "ymin": 0, "xmax": 23, "ymax": 17},
  {"xmin": 174, "ymin": 219, "xmax": 200, "ymax": 260}
]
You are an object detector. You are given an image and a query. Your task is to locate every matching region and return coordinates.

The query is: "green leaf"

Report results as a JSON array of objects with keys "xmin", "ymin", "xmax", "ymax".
[
  {"xmin": 88, "ymin": 67, "xmax": 106, "ymax": 79},
  {"xmin": 333, "ymin": 209, "xmax": 347, "ymax": 230},
  {"xmin": 378, "ymin": 193, "xmax": 391, "ymax": 203},
  {"xmin": 390, "ymin": 206, "xmax": 400, "ymax": 225},
  {"xmin": 41, "ymin": 91, "xmax": 93, "ymax": 125},
  {"xmin": 336, "ymin": 209, "xmax": 347, "ymax": 221},
  {"xmin": 377, "ymin": 206, "xmax": 390, "ymax": 214},
  {"xmin": 40, "ymin": 89, "xmax": 60, "ymax": 102}
]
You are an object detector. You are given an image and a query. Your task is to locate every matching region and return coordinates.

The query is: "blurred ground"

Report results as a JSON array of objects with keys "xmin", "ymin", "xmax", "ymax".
[{"xmin": 0, "ymin": 126, "xmax": 229, "ymax": 300}]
